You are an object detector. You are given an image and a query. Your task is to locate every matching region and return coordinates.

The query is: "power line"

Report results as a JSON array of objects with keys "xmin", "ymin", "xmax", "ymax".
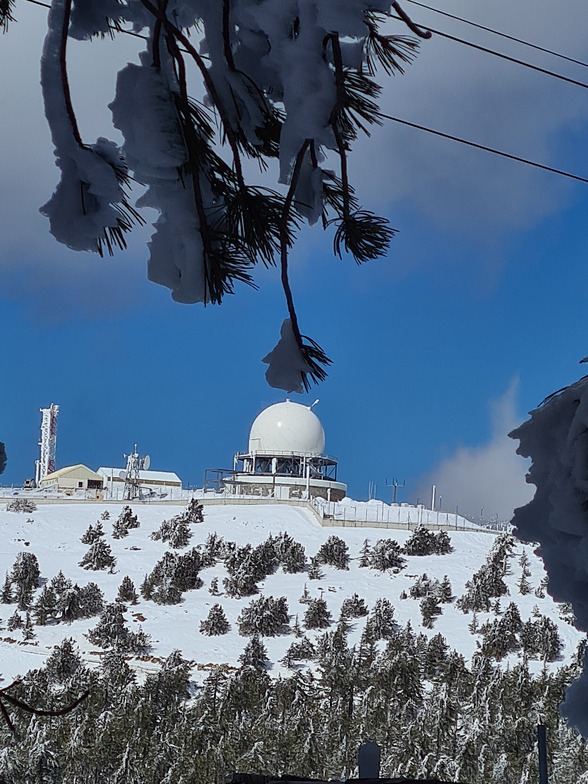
[
  {"xmin": 424, "ymin": 24, "xmax": 588, "ymax": 91},
  {"xmin": 406, "ymin": 0, "xmax": 588, "ymax": 70},
  {"xmin": 381, "ymin": 112, "xmax": 588, "ymax": 185}
]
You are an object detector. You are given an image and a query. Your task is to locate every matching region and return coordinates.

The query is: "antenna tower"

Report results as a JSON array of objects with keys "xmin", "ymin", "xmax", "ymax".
[
  {"xmin": 122, "ymin": 445, "xmax": 150, "ymax": 500},
  {"xmin": 35, "ymin": 404, "xmax": 59, "ymax": 485}
]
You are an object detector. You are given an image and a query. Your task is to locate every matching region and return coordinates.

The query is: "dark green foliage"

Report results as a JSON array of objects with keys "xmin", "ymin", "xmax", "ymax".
[
  {"xmin": 368, "ymin": 538, "xmax": 406, "ymax": 571},
  {"xmin": 314, "ymin": 536, "xmax": 349, "ymax": 570},
  {"xmin": 200, "ymin": 604, "xmax": 231, "ymax": 636},
  {"xmin": 151, "ymin": 515, "xmax": 192, "ymax": 548},
  {"xmin": 304, "ymin": 597, "xmax": 332, "ymax": 630},
  {"xmin": 0, "ymin": 616, "xmax": 584, "ymax": 784},
  {"xmin": 79, "ymin": 540, "xmax": 116, "ymax": 572},
  {"xmin": 238, "ymin": 596, "xmax": 290, "ymax": 637},
  {"xmin": 281, "ymin": 636, "xmax": 315, "ymax": 667},
  {"xmin": 9, "ymin": 551, "xmax": 41, "ymax": 609},
  {"xmin": 0, "ymin": 572, "xmax": 13, "ymax": 604},
  {"xmin": 420, "ymin": 595, "xmax": 442, "ymax": 629},
  {"xmin": 370, "ymin": 597, "xmax": 397, "ymax": 639},
  {"xmin": 307, "ymin": 557, "xmax": 325, "ymax": 580},
  {"xmin": 6, "ymin": 608, "xmax": 22, "ymax": 631},
  {"xmin": 80, "ymin": 520, "xmax": 105, "ymax": 544},
  {"xmin": 403, "ymin": 526, "xmax": 453, "ymax": 556},
  {"xmin": 143, "ymin": 548, "xmax": 204, "ymax": 604},
  {"xmin": 117, "ymin": 576, "xmax": 138, "ymax": 605},
  {"xmin": 239, "ymin": 634, "xmax": 270, "ymax": 670},
  {"xmin": 340, "ymin": 593, "xmax": 368, "ymax": 619},
  {"xmin": 185, "ymin": 498, "xmax": 205, "ymax": 523},
  {"xmin": 6, "ymin": 498, "xmax": 36, "ymax": 513},
  {"xmin": 87, "ymin": 602, "xmax": 151, "ymax": 654}
]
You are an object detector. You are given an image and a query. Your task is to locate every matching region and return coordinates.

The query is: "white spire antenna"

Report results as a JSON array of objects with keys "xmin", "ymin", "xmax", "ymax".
[{"xmin": 35, "ymin": 403, "xmax": 59, "ymax": 485}]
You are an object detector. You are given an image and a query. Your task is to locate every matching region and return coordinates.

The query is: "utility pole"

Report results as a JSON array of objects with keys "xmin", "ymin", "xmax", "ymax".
[{"xmin": 385, "ymin": 477, "xmax": 405, "ymax": 504}]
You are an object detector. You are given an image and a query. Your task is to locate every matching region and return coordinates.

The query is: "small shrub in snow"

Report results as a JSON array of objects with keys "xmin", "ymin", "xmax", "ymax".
[
  {"xmin": 7, "ymin": 609, "xmax": 23, "ymax": 631},
  {"xmin": 6, "ymin": 498, "xmax": 37, "ymax": 513}
]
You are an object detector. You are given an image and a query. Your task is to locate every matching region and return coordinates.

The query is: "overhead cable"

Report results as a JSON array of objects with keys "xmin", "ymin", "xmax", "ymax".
[
  {"xmin": 381, "ymin": 112, "xmax": 588, "ymax": 184},
  {"xmin": 406, "ymin": 0, "xmax": 588, "ymax": 70}
]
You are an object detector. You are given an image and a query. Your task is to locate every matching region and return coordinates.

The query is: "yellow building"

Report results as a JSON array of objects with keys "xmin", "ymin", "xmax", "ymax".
[{"xmin": 40, "ymin": 464, "xmax": 104, "ymax": 498}]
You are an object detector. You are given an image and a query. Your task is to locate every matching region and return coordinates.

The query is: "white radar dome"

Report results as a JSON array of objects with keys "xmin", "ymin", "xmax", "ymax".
[{"xmin": 248, "ymin": 401, "xmax": 326, "ymax": 456}]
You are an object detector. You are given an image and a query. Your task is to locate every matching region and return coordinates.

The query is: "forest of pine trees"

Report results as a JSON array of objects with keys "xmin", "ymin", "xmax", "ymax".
[{"xmin": 0, "ymin": 626, "xmax": 586, "ymax": 783}]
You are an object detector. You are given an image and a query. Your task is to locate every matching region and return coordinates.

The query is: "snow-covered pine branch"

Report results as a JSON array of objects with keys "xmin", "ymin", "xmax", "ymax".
[{"xmin": 33, "ymin": 0, "xmax": 425, "ymax": 391}]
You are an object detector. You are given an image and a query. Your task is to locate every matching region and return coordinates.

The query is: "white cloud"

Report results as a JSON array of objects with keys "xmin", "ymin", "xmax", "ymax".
[{"xmin": 415, "ymin": 380, "xmax": 534, "ymax": 522}]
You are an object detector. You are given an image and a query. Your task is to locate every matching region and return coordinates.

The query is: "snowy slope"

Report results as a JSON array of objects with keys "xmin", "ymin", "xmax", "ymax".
[{"xmin": 0, "ymin": 500, "xmax": 583, "ymax": 683}]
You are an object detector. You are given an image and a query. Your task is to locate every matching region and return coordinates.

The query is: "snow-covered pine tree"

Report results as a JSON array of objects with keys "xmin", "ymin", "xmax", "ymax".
[
  {"xmin": 299, "ymin": 584, "xmax": 312, "ymax": 605},
  {"xmin": 369, "ymin": 538, "xmax": 406, "ymax": 571},
  {"xmin": 185, "ymin": 498, "xmax": 205, "ymax": 523},
  {"xmin": 304, "ymin": 597, "xmax": 332, "ymax": 630},
  {"xmin": 370, "ymin": 597, "xmax": 397, "ymax": 639},
  {"xmin": 340, "ymin": 593, "xmax": 368, "ymax": 618},
  {"xmin": 80, "ymin": 520, "xmax": 106, "ymax": 544},
  {"xmin": 6, "ymin": 609, "xmax": 22, "ymax": 631},
  {"xmin": 10, "ymin": 551, "xmax": 41, "ymax": 610},
  {"xmin": 359, "ymin": 539, "xmax": 371, "ymax": 567},
  {"xmin": 420, "ymin": 595, "xmax": 442, "ymax": 629},
  {"xmin": 239, "ymin": 634, "xmax": 270, "ymax": 670},
  {"xmin": 439, "ymin": 575, "xmax": 454, "ymax": 603},
  {"xmin": 150, "ymin": 515, "xmax": 192, "ymax": 548},
  {"xmin": 100, "ymin": 510, "xmax": 110, "ymax": 521},
  {"xmin": 281, "ymin": 637, "xmax": 316, "ymax": 667},
  {"xmin": 88, "ymin": 602, "xmax": 150, "ymax": 654},
  {"xmin": 22, "ymin": 611, "xmax": 35, "ymax": 641},
  {"xmin": 434, "ymin": 531, "xmax": 454, "ymax": 555},
  {"xmin": 403, "ymin": 526, "xmax": 442, "ymax": 556},
  {"xmin": 238, "ymin": 596, "xmax": 290, "ymax": 637},
  {"xmin": 34, "ymin": 585, "xmax": 58, "ymax": 625},
  {"xmin": 200, "ymin": 604, "xmax": 231, "ymax": 636},
  {"xmin": 79, "ymin": 540, "xmax": 116, "ymax": 572},
  {"xmin": 315, "ymin": 536, "xmax": 349, "ymax": 570},
  {"xmin": 209, "ymin": 577, "xmax": 220, "ymax": 596},
  {"xmin": 117, "ymin": 576, "xmax": 138, "ymax": 605},
  {"xmin": 307, "ymin": 557, "xmax": 325, "ymax": 580},
  {"xmin": 0, "ymin": 572, "xmax": 13, "ymax": 604},
  {"xmin": 44, "ymin": 638, "xmax": 83, "ymax": 684}
]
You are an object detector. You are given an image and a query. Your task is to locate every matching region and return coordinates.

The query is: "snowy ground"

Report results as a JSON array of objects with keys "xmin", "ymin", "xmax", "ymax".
[{"xmin": 0, "ymin": 500, "xmax": 583, "ymax": 683}]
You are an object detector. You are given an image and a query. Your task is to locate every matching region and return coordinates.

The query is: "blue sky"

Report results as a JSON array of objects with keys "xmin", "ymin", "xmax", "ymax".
[{"xmin": 2, "ymin": 0, "xmax": 588, "ymax": 521}]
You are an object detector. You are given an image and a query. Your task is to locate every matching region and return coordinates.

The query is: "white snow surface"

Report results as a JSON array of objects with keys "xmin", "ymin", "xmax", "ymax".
[
  {"xmin": 0, "ymin": 500, "xmax": 582, "ymax": 686},
  {"xmin": 511, "ymin": 373, "xmax": 588, "ymax": 736}
]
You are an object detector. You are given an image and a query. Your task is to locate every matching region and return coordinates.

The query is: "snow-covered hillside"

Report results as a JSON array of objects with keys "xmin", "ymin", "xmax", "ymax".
[{"xmin": 0, "ymin": 500, "xmax": 582, "ymax": 683}]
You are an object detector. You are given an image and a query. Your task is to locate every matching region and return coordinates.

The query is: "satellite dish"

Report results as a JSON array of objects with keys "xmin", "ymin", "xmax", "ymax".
[
  {"xmin": 142, "ymin": 455, "xmax": 151, "ymax": 470},
  {"xmin": 118, "ymin": 470, "xmax": 127, "ymax": 480}
]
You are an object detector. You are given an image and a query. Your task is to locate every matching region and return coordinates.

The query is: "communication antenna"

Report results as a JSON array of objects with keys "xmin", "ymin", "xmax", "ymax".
[
  {"xmin": 309, "ymin": 399, "xmax": 320, "ymax": 409},
  {"xmin": 35, "ymin": 403, "xmax": 59, "ymax": 485},
  {"xmin": 386, "ymin": 477, "xmax": 405, "ymax": 504},
  {"xmin": 123, "ymin": 445, "xmax": 150, "ymax": 500}
]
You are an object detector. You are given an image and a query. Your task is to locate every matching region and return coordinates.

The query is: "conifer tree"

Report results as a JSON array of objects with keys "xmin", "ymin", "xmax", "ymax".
[
  {"xmin": 420, "ymin": 595, "xmax": 442, "ymax": 629},
  {"xmin": 88, "ymin": 602, "xmax": 150, "ymax": 654},
  {"xmin": 79, "ymin": 540, "xmax": 116, "ymax": 572},
  {"xmin": 34, "ymin": 585, "xmax": 58, "ymax": 625},
  {"xmin": 370, "ymin": 597, "xmax": 397, "ymax": 639},
  {"xmin": 307, "ymin": 557, "xmax": 325, "ymax": 580},
  {"xmin": 304, "ymin": 597, "xmax": 332, "ymax": 630},
  {"xmin": 185, "ymin": 498, "xmax": 205, "ymax": 523},
  {"xmin": 10, "ymin": 551, "xmax": 41, "ymax": 609},
  {"xmin": 80, "ymin": 521, "xmax": 105, "ymax": 544},
  {"xmin": 315, "ymin": 536, "xmax": 349, "ymax": 570},
  {"xmin": 100, "ymin": 510, "xmax": 110, "ymax": 521},
  {"xmin": 6, "ymin": 609, "xmax": 22, "ymax": 631},
  {"xmin": 239, "ymin": 635, "xmax": 270, "ymax": 670},
  {"xmin": 370, "ymin": 538, "xmax": 405, "ymax": 571},
  {"xmin": 359, "ymin": 539, "xmax": 371, "ymax": 567},
  {"xmin": 209, "ymin": 577, "xmax": 220, "ymax": 596},
  {"xmin": 238, "ymin": 596, "xmax": 290, "ymax": 637},
  {"xmin": 45, "ymin": 638, "xmax": 83, "ymax": 684},
  {"xmin": 200, "ymin": 604, "xmax": 231, "ymax": 636},
  {"xmin": 439, "ymin": 575, "xmax": 454, "ymax": 603},
  {"xmin": 0, "ymin": 572, "xmax": 13, "ymax": 604},
  {"xmin": 117, "ymin": 576, "xmax": 139, "ymax": 605},
  {"xmin": 22, "ymin": 611, "xmax": 35, "ymax": 641},
  {"xmin": 299, "ymin": 584, "xmax": 312, "ymax": 605},
  {"xmin": 340, "ymin": 593, "xmax": 368, "ymax": 619}
]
